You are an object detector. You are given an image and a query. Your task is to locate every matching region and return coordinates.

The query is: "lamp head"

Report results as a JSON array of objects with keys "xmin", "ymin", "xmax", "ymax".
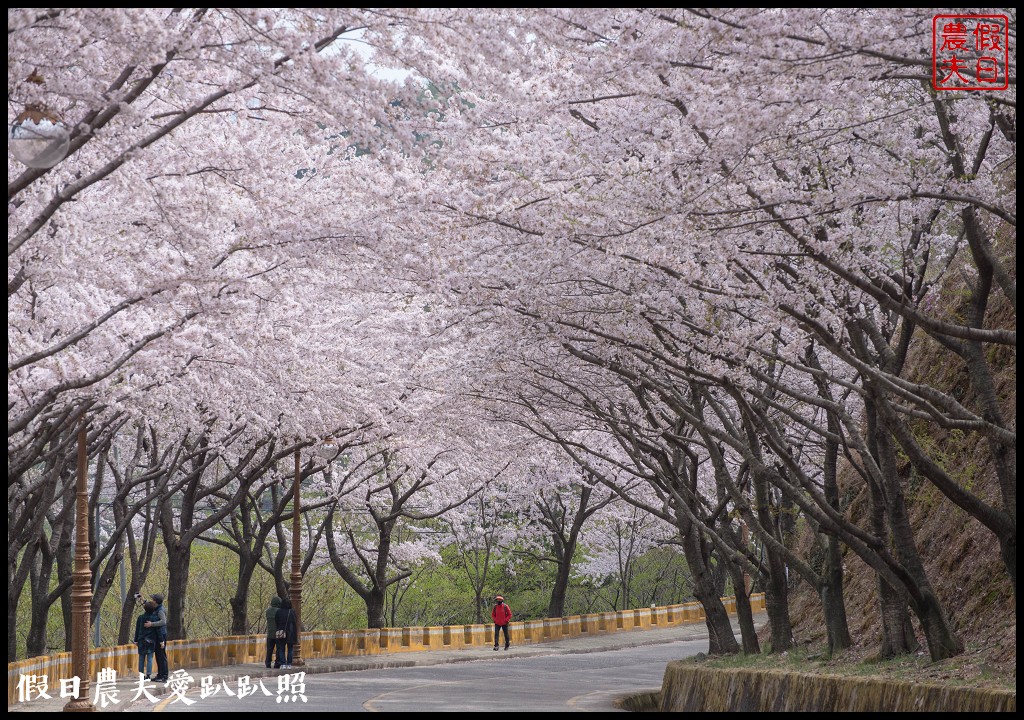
[
  {"xmin": 316, "ymin": 441, "xmax": 341, "ymax": 461},
  {"xmin": 9, "ymin": 106, "xmax": 70, "ymax": 169}
]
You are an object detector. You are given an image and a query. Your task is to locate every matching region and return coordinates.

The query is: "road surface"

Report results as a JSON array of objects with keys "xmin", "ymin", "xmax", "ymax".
[{"xmin": 148, "ymin": 639, "xmax": 711, "ymax": 712}]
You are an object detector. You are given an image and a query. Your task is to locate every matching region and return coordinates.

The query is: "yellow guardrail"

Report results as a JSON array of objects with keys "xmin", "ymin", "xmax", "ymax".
[{"xmin": 7, "ymin": 593, "xmax": 765, "ymax": 705}]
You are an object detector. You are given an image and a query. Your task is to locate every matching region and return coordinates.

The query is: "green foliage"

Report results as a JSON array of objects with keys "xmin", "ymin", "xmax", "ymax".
[{"xmin": 15, "ymin": 531, "xmax": 695, "ymax": 655}]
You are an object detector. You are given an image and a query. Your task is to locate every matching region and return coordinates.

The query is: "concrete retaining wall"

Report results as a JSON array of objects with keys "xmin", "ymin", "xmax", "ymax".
[
  {"xmin": 658, "ymin": 663, "xmax": 1016, "ymax": 712},
  {"xmin": 7, "ymin": 593, "xmax": 764, "ymax": 704}
]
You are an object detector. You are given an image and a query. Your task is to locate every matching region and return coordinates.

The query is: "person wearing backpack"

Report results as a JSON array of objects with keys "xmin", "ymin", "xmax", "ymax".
[
  {"xmin": 274, "ymin": 597, "xmax": 298, "ymax": 669},
  {"xmin": 492, "ymin": 595, "xmax": 512, "ymax": 651},
  {"xmin": 265, "ymin": 596, "xmax": 283, "ymax": 668}
]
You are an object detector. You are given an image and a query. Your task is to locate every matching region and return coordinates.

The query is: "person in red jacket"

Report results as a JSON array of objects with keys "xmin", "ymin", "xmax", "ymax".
[{"xmin": 492, "ymin": 595, "xmax": 512, "ymax": 650}]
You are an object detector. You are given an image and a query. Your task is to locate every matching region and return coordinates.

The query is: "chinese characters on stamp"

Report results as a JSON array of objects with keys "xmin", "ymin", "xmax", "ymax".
[{"xmin": 933, "ymin": 14, "xmax": 1009, "ymax": 91}]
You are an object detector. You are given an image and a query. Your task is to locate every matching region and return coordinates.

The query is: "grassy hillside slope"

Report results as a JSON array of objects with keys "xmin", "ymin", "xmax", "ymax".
[{"xmin": 782, "ymin": 240, "xmax": 1016, "ymax": 689}]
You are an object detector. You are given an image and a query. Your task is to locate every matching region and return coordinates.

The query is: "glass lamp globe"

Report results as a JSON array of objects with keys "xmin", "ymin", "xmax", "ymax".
[
  {"xmin": 316, "ymin": 441, "xmax": 341, "ymax": 461},
  {"xmin": 9, "ymin": 107, "xmax": 70, "ymax": 169}
]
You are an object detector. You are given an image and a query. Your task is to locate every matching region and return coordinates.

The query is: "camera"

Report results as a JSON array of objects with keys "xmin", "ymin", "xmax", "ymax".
[{"xmin": 133, "ymin": 592, "xmax": 143, "ymax": 602}]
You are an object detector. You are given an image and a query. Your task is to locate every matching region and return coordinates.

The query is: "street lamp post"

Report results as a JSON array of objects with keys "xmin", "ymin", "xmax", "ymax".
[
  {"xmin": 290, "ymin": 449, "xmax": 305, "ymax": 667},
  {"xmin": 288, "ymin": 440, "xmax": 340, "ymax": 667},
  {"xmin": 64, "ymin": 422, "xmax": 95, "ymax": 712},
  {"xmin": 11, "ymin": 96, "xmax": 91, "ymax": 712}
]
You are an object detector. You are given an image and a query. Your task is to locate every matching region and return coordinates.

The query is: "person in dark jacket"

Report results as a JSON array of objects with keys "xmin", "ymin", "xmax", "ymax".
[
  {"xmin": 143, "ymin": 593, "xmax": 169, "ymax": 682},
  {"xmin": 492, "ymin": 595, "xmax": 512, "ymax": 651},
  {"xmin": 133, "ymin": 601, "xmax": 161, "ymax": 679},
  {"xmin": 265, "ymin": 596, "xmax": 283, "ymax": 668},
  {"xmin": 274, "ymin": 597, "xmax": 298, "ymax": 669}
]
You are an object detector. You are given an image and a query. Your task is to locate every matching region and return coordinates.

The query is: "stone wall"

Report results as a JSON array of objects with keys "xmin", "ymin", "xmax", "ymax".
[{"xmin": 657, "ymin": 663, "xmax": 1016, "ymax": 712}]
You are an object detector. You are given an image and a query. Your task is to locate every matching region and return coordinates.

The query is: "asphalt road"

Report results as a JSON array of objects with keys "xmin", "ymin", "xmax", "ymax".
[{"xmin": 147, "ymin": 639, "xmax": 710, "ymax": 713}]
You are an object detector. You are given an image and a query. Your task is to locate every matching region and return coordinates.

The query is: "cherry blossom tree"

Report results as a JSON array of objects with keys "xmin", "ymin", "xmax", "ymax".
[
  {"xmin": 440, "ymin": 484, "xmax": 522, "ymax": 624},
  {"xmin": 405, "ymin": 8, "xmax": 1012, "ymax": 660},
  {"xmin": 579, "ymin": 503, "xmax": 678, "ymax": 612},
  {"xmin": 7, "ymin": 8, "xmax": 1014, "ymax": 663},
  {"xmin": 505, "ymin": 460, "xmax": 616, "ymax": 619}
]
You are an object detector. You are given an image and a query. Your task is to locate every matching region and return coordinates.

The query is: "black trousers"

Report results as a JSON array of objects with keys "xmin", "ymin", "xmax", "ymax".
[
  {"xmin": 275, "ymin": 639, "xmax": 295, "ymax": 666},
  {"xmin": 266, "ymin": 638, "xmax": 281, "ymax": 667},
  {"xmin": 154, "ymin": 642, "xmax": 168, "ymax": 679},
  {"xmin": 494, "ymin": 623, "xmax": 510, "ymax": 648}
]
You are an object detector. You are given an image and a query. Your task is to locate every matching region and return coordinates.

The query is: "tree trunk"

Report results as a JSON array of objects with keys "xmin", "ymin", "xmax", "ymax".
[
  {"xmin": 117, "ymin": 586, "xmax": 142, "ymax": 645},
  {"xmin": 753, "ymin": 473, "xmax": 793, "ymax": 652},
  {"xmin": 273, "ymin": 561, "xmax": 290, "ymax": 600},
  {"xmin": 25, "ymin": 602, "xmax": 52, "ymax": 658},
  {"xmin": 26, "ymin": 548, "xmax": 54, "ymax": 658},
  {"xmin": 547, "ymin": 538, "xmax": 575, "ymax": 618},
  {"xmin": 869, "ymin": 488, "xmax": 918, "ymax": 660},
  {"xmin": 863, "ymin": 400, "xmax": 919, "ymax": 659},
  {"xmin": 877, "ymin": 576, "xmax": 918, "ymax": 658},
  {"xmin": 999, "ymin": 536, "xmax": 1016, "ymax": 594},
  {"xmin": 729, "ymin": 565, "xmax": 760, "ymax": 654},
  {"xmin": 820, "ymin": 566, "xmax": 851, "ymax": 656},
  {"xmin": 681, "ymin": 528, "xmax": 738, "ymax": 655},
  {"xmin": 889, "ymin": 501, "xmax": 963, "ymax": 659},
  {"xmin": 875, "ymin": 421, "xmax": 962, "ymax": 660},
  {"xmin": 474, "ymin": 588, "xmax": 485, "ymax": 625},
  {"xmin": 165, "ymin": 542, "xmax": 192, "ymax": 640},
  {"xmin": 230, "ymin": 551, "xmax": 259, "ymax": 634},
  {"xmin": 762, "ymin": 564, "xmax": 793, "ymax": 652},
  {"xmin": 7, "ymin": 592, "xmax": 20, "ymax": 662},
  {"xmin": 915, "ymin": 592, "xmax": 964, "ymax": 660},
  {"xmin": 709, "ymin": 548, "xmax": 729, "ymax": 598},
  {"xmin": 820, "ymin": 419, "xmax": 852, "ymax": 655},
  {"xmin": 88, "ymin": 543, "xmax": 124, "ymax": 644},
  {"xmin": 695, "ymin": 583, "xmax": 739, "ymax": 656},
  {"xmin": 366, "ymin": 589, "xmax": 386, "ymax": 629},
  {"xmin": 958, "ymin": 242, "xmax": 1017, "ymax": 591},
  {"xmin": 11, "ymin": 526, "xmax": 46, "ymax": 660},
  {"xmin": 57, "ymin": 532, "xmax": 74, "ymax": 652}
]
